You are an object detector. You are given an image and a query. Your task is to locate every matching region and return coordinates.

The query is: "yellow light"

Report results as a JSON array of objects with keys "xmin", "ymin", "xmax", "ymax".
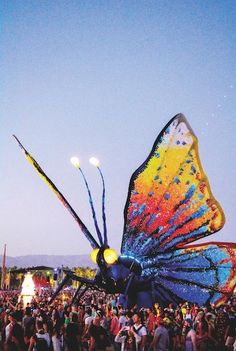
[
  {"xmin": 104, "ymin": 248, "xmax": 118, "ymax": 265},
  {"xmin": 90, "ymin": 248, "xmax": 99, "ymax": 264},
  {"xmin": 70, "ymin": 156, "xmax": 80, "ymax": 168},
  {"xmin": 89, "ymin": 157, "xmax": 100, "ymax": 167}
]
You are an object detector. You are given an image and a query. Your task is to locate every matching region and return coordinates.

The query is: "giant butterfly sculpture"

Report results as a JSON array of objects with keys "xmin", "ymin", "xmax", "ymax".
[{"xmin": 14, "ymin": 113, "xmax": 236, "ymax": 308}]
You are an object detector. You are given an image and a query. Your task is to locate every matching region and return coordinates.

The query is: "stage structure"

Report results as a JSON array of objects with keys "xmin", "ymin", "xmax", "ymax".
[
  {"xmin": 14, "ymin": 113, "xmax": 236, "ymax": 308},
  {"xmin": 9, "ymin": 266, "xmax": 53, "ymax": 291}
]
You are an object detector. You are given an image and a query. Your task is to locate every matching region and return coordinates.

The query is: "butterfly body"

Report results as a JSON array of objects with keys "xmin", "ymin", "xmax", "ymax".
[
  {"xmin": 14, "ymin": 113, "xmax": 236, "ymax": 308},
  {"xmin": 94, "ymin": 255, "xmax": 155, "ymax": 308},
  {"xmin": 94, "ymin": 249, "xmax": 142, "ymax": 294}
]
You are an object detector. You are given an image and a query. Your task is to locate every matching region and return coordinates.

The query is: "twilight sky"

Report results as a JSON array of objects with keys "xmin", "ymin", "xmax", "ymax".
[{"xmin": 1, "ymin": 1, "xmax": 236, "ymax": 257}]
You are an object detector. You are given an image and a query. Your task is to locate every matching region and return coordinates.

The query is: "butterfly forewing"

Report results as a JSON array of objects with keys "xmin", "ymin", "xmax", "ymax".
[{"xmin": 121, "ymin": 114, "xmax": 225, "ymax": 258}]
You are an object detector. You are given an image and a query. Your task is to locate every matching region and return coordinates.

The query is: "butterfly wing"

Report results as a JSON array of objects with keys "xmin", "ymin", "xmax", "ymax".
[
  {"xmin": 121, "ymin": 114, "xmax": 225, "ymax": 259},
  {"xmin": 142, "ymin": 242, "xmax": 236, "ymax": 306}
]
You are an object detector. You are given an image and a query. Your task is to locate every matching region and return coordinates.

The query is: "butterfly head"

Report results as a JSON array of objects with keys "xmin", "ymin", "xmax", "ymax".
[{"xmin": 90, "ymin": 246, "xmax": 142, "ymax": 293}]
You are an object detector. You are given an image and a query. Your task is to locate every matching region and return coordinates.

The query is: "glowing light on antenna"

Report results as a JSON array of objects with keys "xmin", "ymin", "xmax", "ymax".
[
  {"xmin": 71, "ymin": 155, "xmax": 103, "ymax": 245},
  {"xmin": 89, "ymin": 157, "xmax": 100, "ymax": 167},
  {"xmin": 70, "ymin": 156, "xmax": 80, "ymax": 168}
]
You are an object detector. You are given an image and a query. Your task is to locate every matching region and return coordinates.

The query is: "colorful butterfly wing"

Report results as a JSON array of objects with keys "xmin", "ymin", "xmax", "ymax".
[
  {"xmin": 141, "ymin": 242, "xmax": 236, "ymax": 306},
  {"xmin": 121, "ymin": 114, "xmax": 225, "ymax": 258}
]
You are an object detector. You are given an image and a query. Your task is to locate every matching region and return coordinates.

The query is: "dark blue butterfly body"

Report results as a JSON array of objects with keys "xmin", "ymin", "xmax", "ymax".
[{"xmin": 94, "ymin": 253, "xmax": 154, "ymax": 308}]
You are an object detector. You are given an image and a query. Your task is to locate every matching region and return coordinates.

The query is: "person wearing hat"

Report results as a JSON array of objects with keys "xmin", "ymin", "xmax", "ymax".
[{"xmin": 149, "ymin": 317, "xmax": 169, "ymax": 351}]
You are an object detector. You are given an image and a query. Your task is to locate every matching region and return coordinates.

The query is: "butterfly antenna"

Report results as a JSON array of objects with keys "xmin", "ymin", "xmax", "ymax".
[
  {"xmin": 70, "ymin": 157, "xmax": 103, "ymax": 246},
  {"xmin": 89, "ymin": 157, "xmax": 108, "ymax": 246},
  {"xmin": 13, "ymin": 135, "xmax": 100, "ymax": 250}
]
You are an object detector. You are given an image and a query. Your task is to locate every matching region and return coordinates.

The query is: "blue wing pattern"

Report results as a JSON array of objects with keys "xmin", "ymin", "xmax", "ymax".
[{"xmin": 141, "ymin": 242, "xmax": 236, "ymax": 306}]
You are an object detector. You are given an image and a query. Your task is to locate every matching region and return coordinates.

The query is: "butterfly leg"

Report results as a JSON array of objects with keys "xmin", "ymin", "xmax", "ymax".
[
  {"xmin": 71, "ymin": 284, "xmax": 89, "ymax": 305},
  {"xmin": 118, "ymin": 273, "xmax": 136, "ymax": 308},
  {"xmin": 49, "ymin": 270, "xmax": 96, "ymax": 304}
]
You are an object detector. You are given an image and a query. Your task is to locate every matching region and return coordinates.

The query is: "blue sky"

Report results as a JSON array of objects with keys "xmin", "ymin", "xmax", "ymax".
[{"xmin": 1, "ymin": 1, "xmax": 236, "ymax": 256}]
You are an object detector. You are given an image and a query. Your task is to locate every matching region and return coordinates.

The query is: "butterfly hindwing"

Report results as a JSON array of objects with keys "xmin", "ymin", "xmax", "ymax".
[
  {"xmin": 121, "ymin": 114, "xmax": 225, "ymax": 258},
  {"xmin": 142, "ymin": 242, "xmax": 236, "ymax": 306}
]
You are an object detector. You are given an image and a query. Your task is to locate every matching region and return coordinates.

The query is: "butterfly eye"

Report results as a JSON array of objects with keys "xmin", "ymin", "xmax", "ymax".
[
  {"xmin": 103, "ymin": 248, "xmax": 118, "ymax": 264},
  {"xmin": 90, "ymin": 248, "xmax": 99, "ymax": 264}
]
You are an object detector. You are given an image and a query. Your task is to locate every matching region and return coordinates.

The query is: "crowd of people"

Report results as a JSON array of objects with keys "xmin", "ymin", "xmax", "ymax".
[{"xmin": 0, "ymin": 288, "xmax": 235, "ymax": 351}]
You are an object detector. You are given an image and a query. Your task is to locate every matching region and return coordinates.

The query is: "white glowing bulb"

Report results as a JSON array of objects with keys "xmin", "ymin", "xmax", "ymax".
[
  {"xmin": 70, "ymin": 156, "xmax": 80, "ymax": 168},
  {"xmin": 89, "ymin": 157, "xmax": 100, "ymax": 167}
]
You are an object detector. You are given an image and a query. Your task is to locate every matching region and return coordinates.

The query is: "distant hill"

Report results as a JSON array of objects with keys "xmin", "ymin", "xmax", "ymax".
[{"xmin": 0, "ymin": 254, "xmax": 96, "ymax": 269}]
